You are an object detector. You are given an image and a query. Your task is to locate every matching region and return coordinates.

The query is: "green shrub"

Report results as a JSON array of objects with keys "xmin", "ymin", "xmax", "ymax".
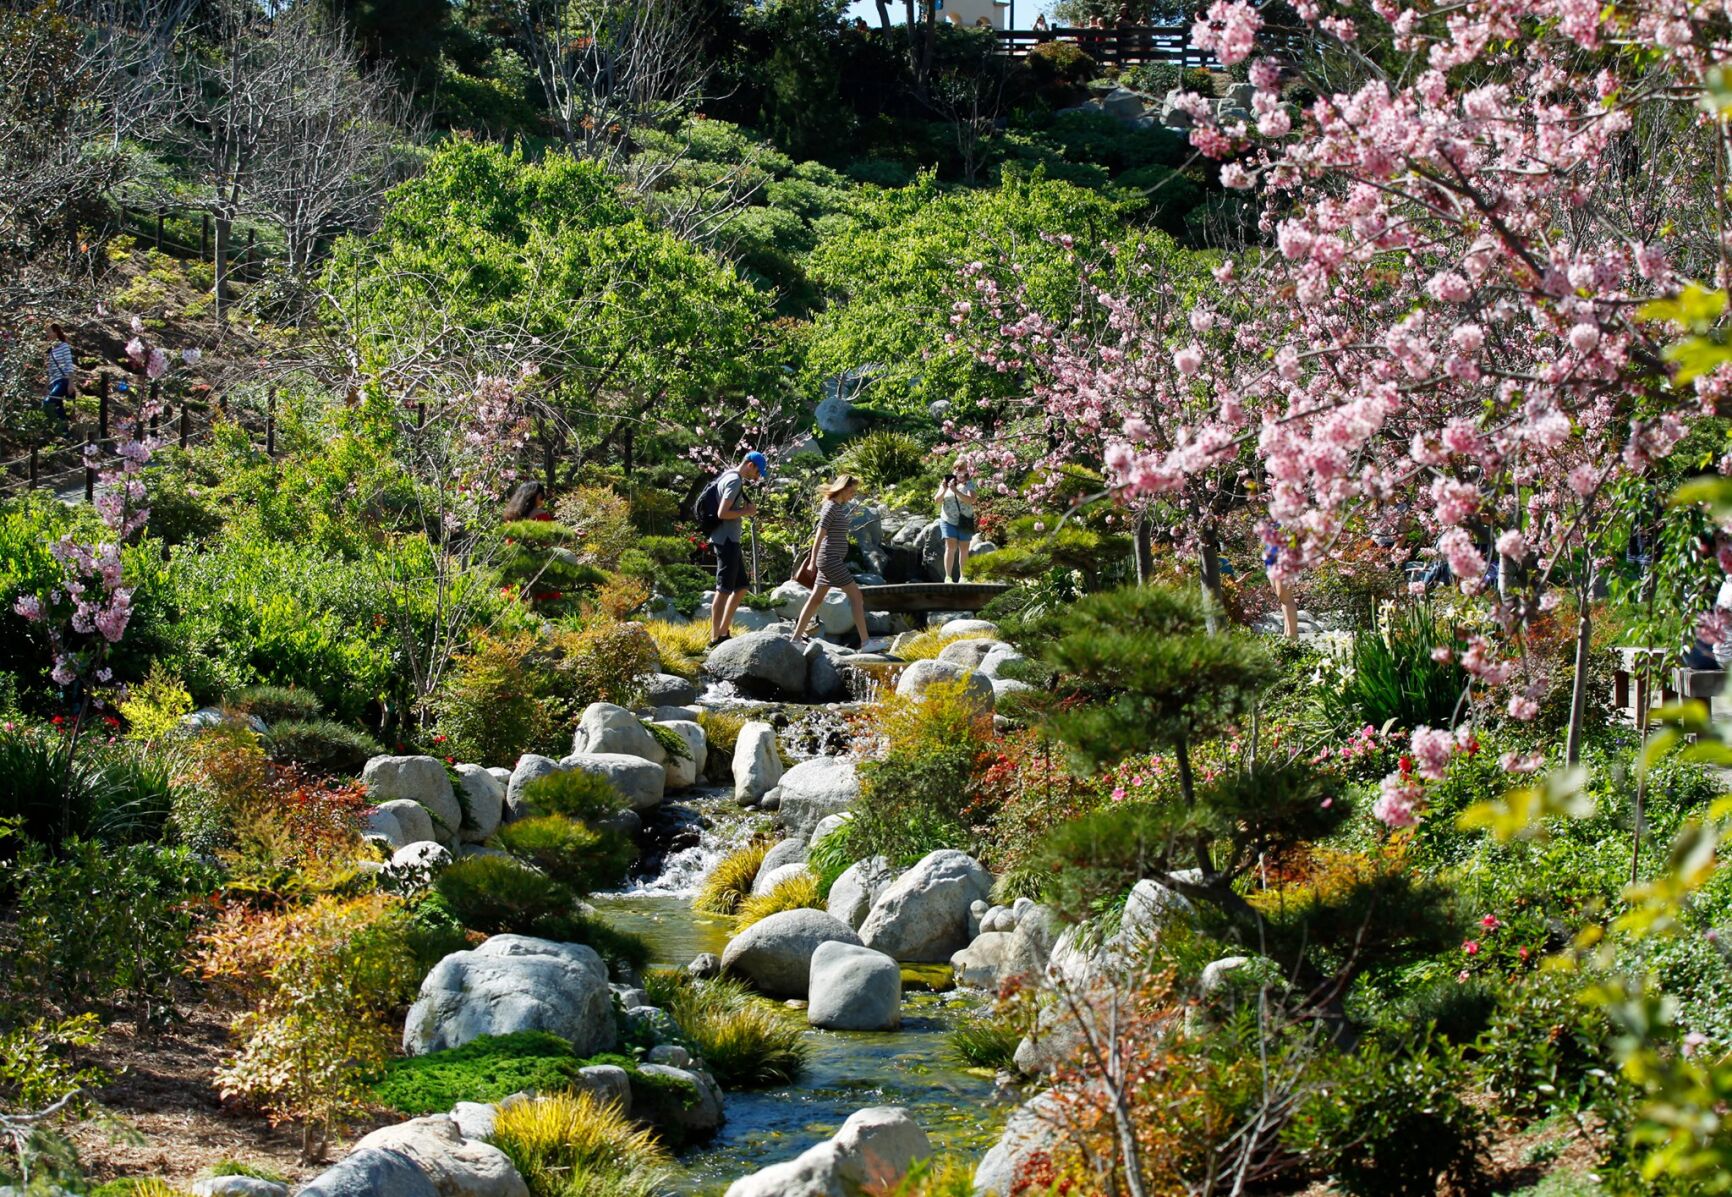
[
  {"xmin": 852, "ymin": 680, "xmax": 995, "ymax": 866},
  {"xmin": 1026, "ymin": 39, "xmax": 1097, "ymax": 85},
  {"xmin": 735, "ymin": 871, "xmax": 822, "ymax": 929},
  {"xmin": 1319, "ymin": 604, "xmax": 1468, "ymax": 733},
  {"xmin": 404, "ymin": 892, "xmax": 472, "ymax": 976},
  {"xmin": 553, "ymin": 487, "xmax": 637, "ymax": 569},
  {"xmin": 265, "ymin": 718, "xmax": 385, "ymax": 775},
  {"xmin": 560, "ymin": 621, "xmax": 661, "ymax": 709},
  {"xmin": 694, "ymin": 840, "xmax": 770, "ymax": 916},
  {"xmin": 430, "ymin": 632, "xmax": 567, "ymax": 767},
  {"xmin": 1477, "ymin": 970, "xmax": 1617, "ymax": 1119},
  {"xmin": 1118, "ymin": 63, "xmax": 1215, "ymax": 97},
  {"xmin": 434, "ymin": 854, "xmax": 576, "ymax": 937},
  {"xmin": 1283, "ymin": 1038, "xmax": 1487, "ymax": 1197},
  {"xmin": 229, "ymin": 684, "xmax": 322, "ymax": 724},
  {"xmin": 662, "ymin": 977, "xmax": 808, "ymax": 1088},
  {"xmin": 8, "ymin": 837, "xmax": 219, "ymax": 1020},
  {"xmin": 495, "ymin": 814, "xmax": 633, "ymax": 894},
  {"xmin": 837, "ymin": 430, "xmax": 927, "ymax": 489},
  {"xmin": 641, "ymin": 719, "xmax": 691, "ymax": 762},
  {"xmin": 372, "ymin": 1031, "xmax": 591, "ymax": 1115},
  {"xmin": 514, "ymin": 768, "xmax": 627, "ymax": 824},
  {"xmin": 806, "ymin": 820, "xmax": 856, "ymax": 898},
  {"xmin": 493, "ymin": 1090, "xmax": 670, "ymax": 1197}
]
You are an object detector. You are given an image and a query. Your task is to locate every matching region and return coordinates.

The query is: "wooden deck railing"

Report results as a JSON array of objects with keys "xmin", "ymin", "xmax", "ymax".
[{"xmin": 995, "ymin": 24, "xmax": 1216, "ymax": 68}]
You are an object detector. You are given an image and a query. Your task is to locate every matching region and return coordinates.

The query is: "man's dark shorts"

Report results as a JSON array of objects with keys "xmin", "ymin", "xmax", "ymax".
[{"xmin": 714, "ymin": 539, "xmax": 748, "ymax": 593}]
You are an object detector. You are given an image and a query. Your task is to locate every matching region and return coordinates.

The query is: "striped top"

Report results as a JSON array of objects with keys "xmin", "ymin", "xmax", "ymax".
[{"xmin": 47, "ymin": 341, "xmax": 74, "ymax": 384}]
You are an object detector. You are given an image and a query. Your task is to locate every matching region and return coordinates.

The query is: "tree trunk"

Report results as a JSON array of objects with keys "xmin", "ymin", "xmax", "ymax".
[
  {"xmin": 1198, "ymin": 534, "xmax": 1224, "ymax": 633},
  {"xmin": 876, "ymin": 0, "xmax": 892, "ymax": 30},
  {"xmin": 212, "ymin": 214, "xmax": 230, "ymax": 322},
  {"xmin": 1565, "ymin": 575, "xmax": 1593, "ymax": 765},
  {"xmin": 1134, "ymin": 515, "xmax": 1153, "ymax": 585}
]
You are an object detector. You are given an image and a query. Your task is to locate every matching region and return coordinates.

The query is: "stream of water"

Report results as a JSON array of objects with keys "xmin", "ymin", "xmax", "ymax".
[{"xmin": 593, "ymin": 790, "xmax": 1011, "ymax": 1195}]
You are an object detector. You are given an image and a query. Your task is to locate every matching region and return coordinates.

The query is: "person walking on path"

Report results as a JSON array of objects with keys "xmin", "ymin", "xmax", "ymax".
[
  {"xmin": 936, "ymin": 470, "xmax": 978, "ymax": 582},
  {"xmin": 791, "ymin": 474, "xmax": 871, "ymax": 648},
  {"xmin": 44, "ymin": 323, "xmax": 75, "ymax": 425},
  {"xmin": 708, "ymin": 450, "xmax": 768, "ymax": 647}
]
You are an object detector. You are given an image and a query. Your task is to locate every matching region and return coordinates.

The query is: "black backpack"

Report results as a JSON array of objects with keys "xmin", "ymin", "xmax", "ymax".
[{"xmin": 694, "ymin": 477, "xmax": 724, "ymax": 534}]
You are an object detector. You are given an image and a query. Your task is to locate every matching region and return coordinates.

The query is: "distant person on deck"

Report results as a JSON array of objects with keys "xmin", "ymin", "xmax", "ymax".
[
  {"xmin": 1033, "ymin": 13, "xmax": 1049, "ymax": 30},
  {"xmin": 791, "ymin": 474, "xmax": 871, "ymax": 648},
  {"xmin": 502, "ymin": 480, "xmax": 553, "ymax": 521},
  {"xmin": 708, "ymin": 451, "xmax": 768, "ymax": 647},
  {"xmin": 44, "ymin": 323, "xmax": 74, "ymax": 424}
]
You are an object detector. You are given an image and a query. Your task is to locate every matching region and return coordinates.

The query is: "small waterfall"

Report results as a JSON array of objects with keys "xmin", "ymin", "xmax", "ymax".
[{"xmin": 616, "ymin": 788, "xmax": 757, "ymax": 898}]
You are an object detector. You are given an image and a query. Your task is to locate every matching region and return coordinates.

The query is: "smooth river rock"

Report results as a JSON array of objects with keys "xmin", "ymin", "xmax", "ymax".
[
  {"xmin": 721, "ymin": 908, "xmax": 863, "ymax": 998},
  {"xmin": 726, "ymin": 1106, "xmax": 932, "ymax": 1197},
  {"xmin": 807, "ymin": 941, "xmax": 902, "ymax": 1031},
  {"xmin": 706, "ymin": 631, "xmax": 809, "ymax": 700},
  {"xmin": 560, "ymin": 751, "xmax": 665, "ymax": 811},
  {"xmin": 776, "ymin": 757, "xmax": 860, "ymax": 841},
  {"xmin": 350, "ymin": 1115, "xmax": 528, "ymax": 1197},
  {"xmin": 858, "ymin": 850, "xmax": 994, "ymax": 963},
  {"xmin": 453, "ymin": 763, "xmax": 505, "ymax": 844},
  {"xmin": 364, "ymin": 755, "xmax": 462, "ymax": 847},
  {"xmin": 733, "ymin": 721, "xmax": 783, "ymax": 805}
]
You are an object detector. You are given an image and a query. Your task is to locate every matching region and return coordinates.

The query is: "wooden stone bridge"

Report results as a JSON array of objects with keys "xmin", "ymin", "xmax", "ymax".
[{"xmin": 858, "ymin": 582, "xmax": 1008, "ymax": 613}]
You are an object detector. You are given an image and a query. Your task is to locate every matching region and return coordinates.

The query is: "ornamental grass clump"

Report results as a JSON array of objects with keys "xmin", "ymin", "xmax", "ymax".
[
  {"xmin": 642, "ymin": 619, "xmax": 711, "ymax": 680},
  {"xmin": 693, "ymin": 840, "xmax": 769, "ymax": 916},
  {"xmin": 733, "ymin": 870, "xmax": 823, "ymax": 929},
  {"xmin": 663, "ymin": 976, "xmax": 808, "ymax": 1088},
  {"xmin": 492, "ymin": 1090, "xmax": 670, "ymax": 1197},
  {"xmin": 891, "ymin": 626, "xmax": 996, "ymax": 662}
]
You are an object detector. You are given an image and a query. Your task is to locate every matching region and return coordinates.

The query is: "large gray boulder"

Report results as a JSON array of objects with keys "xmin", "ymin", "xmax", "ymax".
[
  {"xmin": 190, "ymin": 1180, "xmax": 287, "ymax": 1197},
  {"xmin": 725, "ymin": 1106, "xmax": 931, "ymax": 1197},
  {"xmin": 643, "ymin": 672, "xmax": 700, "ymax": 707},
  {"xmin": 403, "ymin": 936, "xmax": 616, "ymax": 1057},
  {"xmin": 298, "ymin": 1148, "xmax": 439, "ymax": 1197},
  {"xmin": 751, "ymin": 862, "xmax": 813, "ymax": 898},
  {"xmin": 454, "ymin": 764, "xmax": 505, "ymax": 844},
  {"xmin": 977, "ymin": 645, "xmax": 1025, "ymax": 680},
  {"xmin": 350, "ymin": 1116, "xmax": 528, "ymax": 1197},
  {"xmin": 721, "ymin": 909, "xmax": 862, "ymax": 998},
  {"xmin": 706, "ymin": 631, "xmax": 808, "ymax": 700},
  {"xmin": 893, "ymin": 659, "xmax": 994, "ymax": 712},
  {"xmin": 808, "ymin": 941, "xmax": 902, "ymax": 1031},
  {"xmin": 630, "ymin": 1064, "xmax": 724, "ymax": 1138},
  {"xmin": 560, "ymin": 752, "xmax": 665, "ymax": 811},
  {"xmin": 363, "ymin": 805, "xmax": 409, "ymax": 849},
  {"xmin": 951, "ymin": 931, "xmax": 1014, "ymax": 990},
  {"xmin": 809, "ymin": 813, "xmax": 850, "ymax": 847},
  {"xmin": 777, "ymin": 757, "xmax": 860, "ymax": 841},
  {"xmin": 504, "ymin": 754, "xmax": 561, "ymax": 820},
  {"xmin": 733, "ymin": 721, "xmax": 783, "ymax": 804},
  {"xmin": 756, "ymin": 837, "xmax": 809, "ymax": 882},
  {"xmin": 827, "ymin": 856, "xmax": 893, "ymax": 931},
  {"xmin": 655, "ymin": 719, "xmax": 706, "ymax": 791},
  {"xmin": 936, "ymin": 638, "xmax": 1002, "ymax": 671},
  {"xmin": 859, "ymin": 850, "xmax": 994, "ymax": 963},
  {"xmin": 365, "ymin": 755, "xmax": 462, "ymax": 847},
  {"xmin": 571, "ymin": 702, "xmax": 666, "ymax": 764},
  {"xmin": 375, "ymin": 799, "xmax": 436, "ymax": 849},
  {"xmin": 806, "ymin": 640, "xmax": 849, "ymax": 702},
  {"xmin": 575, "ymin": 1063, "xmax": 633, "ymax": 1115},
  {"xmin": 941, "ymin": 618, "xmax": 999, "ymax": 638},
  {"xmin": 973, "ymin": 1091, "xmax": 1064, "ymax": 1197},
  {"xmin": 999, "ymin": 904, "xmax": 1064, "ymax": 987}
]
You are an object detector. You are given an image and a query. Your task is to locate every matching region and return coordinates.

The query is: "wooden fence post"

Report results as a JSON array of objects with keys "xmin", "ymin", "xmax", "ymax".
[
  {"xmin": 416, "ymin": 400, "xmax": 426, "ymax": 429},
  {"xmin": 200, "ymin": 213, "xmax": 210, "ymax": 257},
  {"xmin": 155, "ymin": 212, "xmax": 164, "ymax": 251},
  {"xmin": 179, "ymin": 402, "xmax": 190, "ymax": 450},
  {"xmin": 98, "ymin": 374, "xmax": 109, "ymax": 440},
  {"xmin": 266, "ymin": 389, "xmax": 277, "ymax": 456},
  {"xmin": 28, "ymin": 446, "xmax": 38, "ymax": 490},
  {"xmin": 84, "ymin": 439, "xmax": 96, "ymax": 502}
]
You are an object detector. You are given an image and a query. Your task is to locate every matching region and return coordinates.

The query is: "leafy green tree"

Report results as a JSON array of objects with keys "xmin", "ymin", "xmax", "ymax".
[
  {"xmin": 326, "ymin": 141, "xmax": 788, "ymax": 472},
  {"xmin": 801, "ymin": 170, "xmax": 1132, "ymax": 419}
]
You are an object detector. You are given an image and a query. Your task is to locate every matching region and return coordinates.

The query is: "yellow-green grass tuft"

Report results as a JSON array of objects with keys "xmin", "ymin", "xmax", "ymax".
[
  {"xmin": 492, "ymin": 1090, "xmax": 670, "ymax": 1197},
  {"xmin": 733, "ymin": 870, "xmax": 823, "ymax": 930},
  {"xmin": 692, "ymin": 839, "xmax": 770, "ymax": 916}
]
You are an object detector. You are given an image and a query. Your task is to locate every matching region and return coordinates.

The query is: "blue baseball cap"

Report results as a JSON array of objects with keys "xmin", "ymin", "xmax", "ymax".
[{"xmin": 744, "ymin": 451, "xmax": 769, "ymax": 479}]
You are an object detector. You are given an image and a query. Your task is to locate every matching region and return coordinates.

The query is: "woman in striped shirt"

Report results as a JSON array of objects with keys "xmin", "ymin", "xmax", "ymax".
[
  {"xmin": 790, "ymin": 474, "xmax": 871, "ymax": 648},
  {"xmin": 44, "ymin": 323, "xmax": 75, "ymax": 422}
]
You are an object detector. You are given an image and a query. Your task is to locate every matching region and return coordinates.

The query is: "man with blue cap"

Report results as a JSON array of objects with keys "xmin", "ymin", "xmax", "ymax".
[{"xmin": 707, "ymin": 450, "xmax": 768, "ymax": 646}]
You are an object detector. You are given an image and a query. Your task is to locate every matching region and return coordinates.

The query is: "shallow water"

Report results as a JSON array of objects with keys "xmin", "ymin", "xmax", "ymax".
[{"xmin": 591, "ymin": 893, "xmax": 1012, "ymax": 1195}]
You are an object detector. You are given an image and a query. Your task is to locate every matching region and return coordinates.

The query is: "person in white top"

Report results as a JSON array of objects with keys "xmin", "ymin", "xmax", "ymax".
[
  {"xmin": 935, "ymin": 469, "xmax": 979, "ymax": 583},
  {"xmin": 44, "ymin": 323, "xmax": 75, "ymax": 423}
]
